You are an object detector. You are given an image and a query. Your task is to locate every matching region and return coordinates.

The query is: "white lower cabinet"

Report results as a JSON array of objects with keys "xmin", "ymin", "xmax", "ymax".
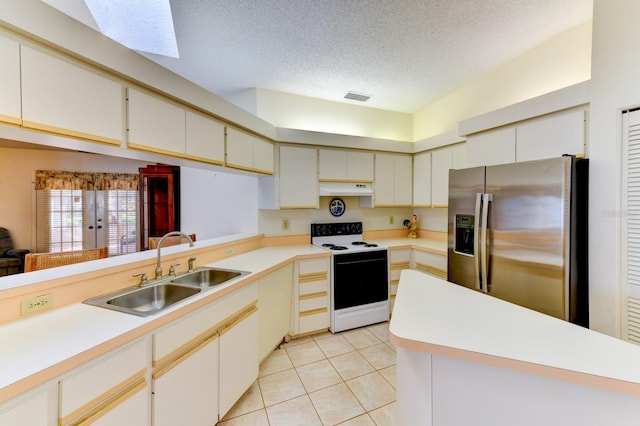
[
  {"xmin": 58, "ymin": 338, "xmax": 149, "ymax": 426},
  {"xmin": 258, "ymin": 264, "xmax": 294, "ymax": 361},
  {"xmin": 389, "ymin": 249, "xmax": 412, "ymax": 314},
  {"xmin": 292, "ymin": 257, "xmax": 330, "ymax": 335},
  {"xmin": 0, "ymin": 386, "xmax": 52, "ymax": 426},
  {"xmin": 219, "ymin": 307, "xmax": 259, "ymax": 418},
  {"xmin": 152, "ymin": 281, "xmax": 259, "ymax": 424},
  {"xmin": 153, "ymin": 336, "xmax": 219, "ymax": 426},
  {"xmin": 413, "ymin": 249, "xmax": 447, "ymax": 279}
]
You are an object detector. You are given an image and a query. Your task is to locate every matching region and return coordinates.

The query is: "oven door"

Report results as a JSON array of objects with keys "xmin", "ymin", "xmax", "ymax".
[{"xmin": 333, "ymin": 250, "xmax": 388, "ymax": 310}]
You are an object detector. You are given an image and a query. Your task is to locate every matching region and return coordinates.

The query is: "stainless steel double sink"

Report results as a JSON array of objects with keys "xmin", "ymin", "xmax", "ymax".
[{"xmin": 83, "ymin": 267, "xmax": 250, "ymax": 317}]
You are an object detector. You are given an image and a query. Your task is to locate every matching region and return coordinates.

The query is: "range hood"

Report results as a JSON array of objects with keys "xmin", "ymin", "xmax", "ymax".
[{"xmin": 318, "ymin": 182, "xmax": 373, "ymax": 197}]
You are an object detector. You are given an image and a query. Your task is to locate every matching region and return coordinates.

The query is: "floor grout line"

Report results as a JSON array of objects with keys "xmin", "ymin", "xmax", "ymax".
[{"xmin": 220, "ymin": 322, "xmax": 395, "ymax": 425}]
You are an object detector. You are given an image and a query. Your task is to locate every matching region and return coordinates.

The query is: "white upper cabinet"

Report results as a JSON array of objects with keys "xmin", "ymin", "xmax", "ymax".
[
  {"xmin": 226, "ymin": 127, "xmax": 274, "ymax": 175},
  {"xmin": 0, "ymin": 34, "xmax": 20, "ymax": 126},
  {"xmin": 466, "ymin": 127, "xmax": 516, "ymax": 167},
  {"xmin": 373, "ymin": 153, "xmax": 412, "ymax": 207},
  {"xmin": 318, "ymin": 149, "xmax": 374, "ymax": 182},
  {"xmin": 466, "ymin": 109, "xmax": 586, "ymax": 167},
  {"xmin": 279, "ymin": 145, "xmax": 318, "ymax": 208},
  {"xmin": 516, "ymin": 110, "xmax": 585, "ymax": 162},
  {"xmin": 21, "ymin": 45, "xmax": 123, "ymax": 145},
  {"xmin": 127, "ymin": 88, "xmax": 186, "ymax": 155},
  {"xmin": 430, "ymin": 144, "xmax": 465, "ymax": 208},
  {"xmin": 431, "ymin": 148, "xmax": 453, "ymax": 208},
  {"xmin": 413, "ymin": 151, "xmax": 432, "ymax": 207},
  {"xmin": 185, "ymin": 110, "xmax": 225, "ymax": 165}
]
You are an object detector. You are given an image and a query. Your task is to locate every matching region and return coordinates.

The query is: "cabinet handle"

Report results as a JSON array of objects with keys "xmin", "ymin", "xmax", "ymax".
[
  {"xmin": 153, "ymin": 334, "xmax": 219, "ymax": 380},
  {"xmin": 219, "ymin": 304, "xmax": 258, "ymax": 336}
]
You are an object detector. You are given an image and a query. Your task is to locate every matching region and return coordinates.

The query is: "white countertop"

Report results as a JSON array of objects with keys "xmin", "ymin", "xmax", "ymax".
[{"xmin": 390, "ymin": 270, "xmax": 640, "ymax": 395}]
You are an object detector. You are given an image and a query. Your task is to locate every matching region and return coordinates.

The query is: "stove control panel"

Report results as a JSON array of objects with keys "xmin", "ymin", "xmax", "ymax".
[{"xmin": 311, "ymin": 222, "xmax": 363, "ymax": 237}]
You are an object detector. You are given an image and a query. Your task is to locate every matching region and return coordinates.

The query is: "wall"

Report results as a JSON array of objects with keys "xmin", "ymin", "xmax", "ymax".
[
  {"xmin": 588, "ymin": 0, "xmax": 640, "ymax": 337},
  {"xmin": 0, "ymin": 146, "xmax": 260, "ymax": 251},
  {"xmin": 0, "ymin": 146, "xmax": 148, "ymax": 249},
  {"xmin": 253, "ymin": 88, "xmax": 413, "ymax": 142},
  {"xmin": 413, "ymin": 22, "xmax": 592, "ymax": 141},
  {"xmin": 259, "ymin": 196, "xmax": 413, "ymax": 237},
  {"xmin": 180, "ymin": 167, "xmax": 258, "ymax": 238}
]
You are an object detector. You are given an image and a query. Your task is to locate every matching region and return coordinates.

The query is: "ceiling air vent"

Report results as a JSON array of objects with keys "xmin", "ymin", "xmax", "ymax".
[{"xmin": 344, "ymin": 92, "xmax": 371, "ymax": 102}]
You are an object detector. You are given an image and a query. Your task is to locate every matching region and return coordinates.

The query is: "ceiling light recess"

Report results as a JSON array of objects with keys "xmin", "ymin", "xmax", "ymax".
[{"xmin": 344, "ymin": 92, "xmax": 371, "ymax": 102}]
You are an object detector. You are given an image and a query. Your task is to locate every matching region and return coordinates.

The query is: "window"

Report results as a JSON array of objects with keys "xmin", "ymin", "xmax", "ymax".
[
  {"xmin": 35, "ymin": 170, "xmax": 140, "ymax": 256},
  {"xmin": 37, "ymin": 190, "xmax": 139, "ymax": 256}
]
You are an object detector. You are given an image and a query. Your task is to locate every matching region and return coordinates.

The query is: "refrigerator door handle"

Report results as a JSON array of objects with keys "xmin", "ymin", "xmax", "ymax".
[
  {"xmin": 480, "ymin": 193, "xmax": 492, "ymax": 293},
  {"xmin": 474, "ymin": 193, "xmax": 483, "ymax": 291}
]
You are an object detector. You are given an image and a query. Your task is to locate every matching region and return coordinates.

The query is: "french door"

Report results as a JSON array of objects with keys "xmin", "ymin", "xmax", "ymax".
[{"xmin": 36, "ymin": 189, "xmax": 138, "ymax": 255}]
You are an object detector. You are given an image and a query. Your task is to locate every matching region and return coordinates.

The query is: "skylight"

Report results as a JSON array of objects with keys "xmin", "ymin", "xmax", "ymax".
[{"xmin": 84, "ymin": 0, "xmax": 179, "ymax": 58}]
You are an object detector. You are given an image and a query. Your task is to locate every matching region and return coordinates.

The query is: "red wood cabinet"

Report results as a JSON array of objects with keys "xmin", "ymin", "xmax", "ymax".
[{"xmin": 139, "ymin": 165, "xmax": 180, "ymax": 250}]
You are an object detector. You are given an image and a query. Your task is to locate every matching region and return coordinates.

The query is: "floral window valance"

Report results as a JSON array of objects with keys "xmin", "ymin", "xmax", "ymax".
[{"xmin": 35, "ymin": 170, "xmax": 139, "ymax": 191}]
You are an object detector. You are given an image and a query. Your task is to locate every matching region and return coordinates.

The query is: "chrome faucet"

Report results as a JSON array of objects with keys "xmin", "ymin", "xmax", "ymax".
[{"xmin": 155, "ymin": 231, "xmax": 194, "ymax": 280}]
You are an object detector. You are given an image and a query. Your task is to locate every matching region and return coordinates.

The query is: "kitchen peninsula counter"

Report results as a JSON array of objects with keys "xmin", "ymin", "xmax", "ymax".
[{"xmin": 390, "ymin": 270, "xmax": 640, "ymax": 425}]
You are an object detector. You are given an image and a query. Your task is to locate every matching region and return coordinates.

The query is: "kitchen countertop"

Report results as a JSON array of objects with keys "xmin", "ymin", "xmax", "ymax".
[
  {"xmin": 0, "ymin": 241, "xmax": 327, "ymax": 401},
  {"xmin": 389, "ymin": 269, "xmax": 640, "ymax": 396},
  {"xmin": 0, "ymin": 235, "xmax": 443, "ymax": 402}
]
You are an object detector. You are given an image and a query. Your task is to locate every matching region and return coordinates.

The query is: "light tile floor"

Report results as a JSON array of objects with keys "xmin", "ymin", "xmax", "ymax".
[{"xmin": 219, "ymin": 321, "xmax": 396, "ymax": 426}]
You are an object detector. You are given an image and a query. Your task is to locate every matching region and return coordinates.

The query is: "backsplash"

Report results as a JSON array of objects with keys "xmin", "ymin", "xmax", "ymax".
[{"xmin": 259, "ymin": 197, "xmax": 448, "ymax": 237}]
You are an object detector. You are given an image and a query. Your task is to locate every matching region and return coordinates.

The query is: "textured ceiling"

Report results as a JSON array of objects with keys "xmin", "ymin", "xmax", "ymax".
[{"xmin": 44, "ymin": 0, "xmax": 592, "ymax": 113}]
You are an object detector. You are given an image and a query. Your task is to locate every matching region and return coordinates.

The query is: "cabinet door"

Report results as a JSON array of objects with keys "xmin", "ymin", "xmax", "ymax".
[
  {"xmin": 394, "ymin": 155, "xmax": 413, "ymax": 206},
  {"xmin": 348, "ymin": 151, "xmax": 374, "ymax": 182},
  {"xmin": 253, "ymin": 138, "xmax": 275, "ymax": 175},
  {"xmin": 58, "ymin": 339, "xmax": 148, "ymax": 426},
  {"xmin": 374, "ymin": 154, "xmax": 395, "ymax": 206},
  {"xmin": 413, "ymin": 152, "xmax": 432, "ymax": 207},
  {"xmin": 466, "ymin": 127, "xmax": 516, "ymax": 167},
  {"xmin": 516, "ymin": 110, "xmax": 585, "ymax": 162},
  {"xmin": 431, "ymin": 148, "xmax": 453, "ymax": 207},
  {"xmin": 452, "ymin": 143, "xmax": 467, "ymax": 169},
  {"xmin": 0, "ymin": 34, "xmax": 21, "ymax": 125},
  {"xmin": 0, "ymin": 388, "xmax": 50, "ymax": 426},
  {"xmin": 21, "ymin": 45, "xmax": 123, "ymax": 145},
  {"xmin": 219, "ymin": 309, "xmax": 259, "ymax": 418},
  {"xmin": 185, "ymin": 110, "xmax": 225, "ymax": 165},
  {"xmin": 153, "ymin": 336, "xmax": 219, "ymax": 426},
  {"xmin": 413, "ymin": 249, "xmax": 447, "ymax": 279},
  {"xmin": 128, "ymin": 88, "xmax": 186, "ymax": 155},
  {"xmin": 279, "ymin": 145, "xmax": 318, "ymax": 208},
  {"xmin": 226, "ymin": 127, "xmax": 254, "ymax": 170},
  {"xmin": 258, "ymin": 264, "xmax": 293, "ymax": 361},
  {"xmin": 318, "ymin": 149, "xmax": 348, "ymax": 181}
]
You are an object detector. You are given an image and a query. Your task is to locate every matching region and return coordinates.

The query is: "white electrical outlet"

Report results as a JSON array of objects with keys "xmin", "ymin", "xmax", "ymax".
[
  {"xmin": 225, "ymin": 247, "xmax": 234, "ymax": 256},
  {"xmin": 21, "ymin": 294, "xmax": 54, "ymax": 315}
]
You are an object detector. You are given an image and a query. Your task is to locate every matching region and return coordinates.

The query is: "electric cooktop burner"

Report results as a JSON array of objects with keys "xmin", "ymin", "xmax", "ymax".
[
  {"xmin": 352, "ymin": 241, "xmax": 378, "ymax": 247},
  {"xmin": 311, "ymin": 222, "xmax": 387, "ymax": 254}
]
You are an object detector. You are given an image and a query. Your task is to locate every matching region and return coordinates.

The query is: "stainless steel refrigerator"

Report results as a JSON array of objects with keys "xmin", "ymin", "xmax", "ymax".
[{"xmin": 447, "ymin": 156, "xmax": 588, "ymax": 326}]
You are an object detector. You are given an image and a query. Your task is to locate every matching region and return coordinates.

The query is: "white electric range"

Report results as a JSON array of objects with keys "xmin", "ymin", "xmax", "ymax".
[{"xmin": 311, "ymin": 222, "xmax": 389, "ymax": 332}]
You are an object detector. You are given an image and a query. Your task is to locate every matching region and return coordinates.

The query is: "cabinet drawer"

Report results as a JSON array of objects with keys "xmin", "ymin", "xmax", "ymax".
[
  {"xmin": 299, "ymin": 309, "xmax": 329, "ymax": 334},
  {"xmin": 59, "ymin": 338, "xmax": 147, "ymax": 423},
  {"xmin": 299, "ymin": 278, "xmax": 329, "ymax": 296},
  {"xmin": 154, "ymin": 282, "xmax": 258, "ymax": 363},
  {"xmin": 299, "ymin": 292, "xmax": 328, "ymax": 312},
  {"xmin": 414, "ymin": 250, "xmax": 446, "ymax": 271},
  {"xmin": 298, "ymin": 258, "xmax": 329, "ymax": 276}
]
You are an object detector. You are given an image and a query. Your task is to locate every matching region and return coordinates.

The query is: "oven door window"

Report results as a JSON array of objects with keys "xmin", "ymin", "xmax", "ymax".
[{"xmin": 333, "ymin": 251, "xmax": 388, "ymax": 310}]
